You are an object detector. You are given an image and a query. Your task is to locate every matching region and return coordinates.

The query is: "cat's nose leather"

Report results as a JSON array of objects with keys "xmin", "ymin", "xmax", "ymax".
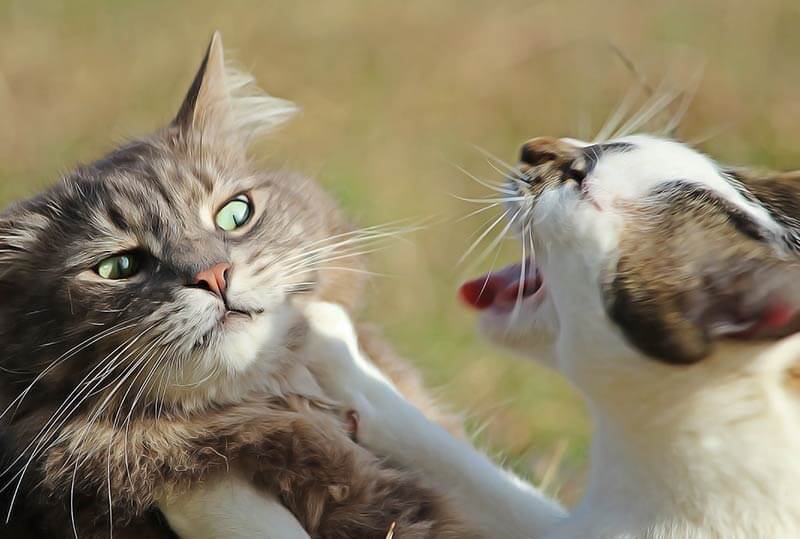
[{"xmin": 193, "ymin": 262, "xmax": 231, "ymax": 300}]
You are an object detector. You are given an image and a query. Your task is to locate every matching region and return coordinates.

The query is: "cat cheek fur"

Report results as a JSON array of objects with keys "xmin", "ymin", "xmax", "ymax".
[
  {"xmin": 0, "ymin": 32, "xmax": 468, "ymax": 537},
  {"xmin": 486, "ymin": 135, "xmax": 800, "ymax": 368},
  {"xmin": 604, "ymin": 185, "xmax": 800, "ymax": 365}
]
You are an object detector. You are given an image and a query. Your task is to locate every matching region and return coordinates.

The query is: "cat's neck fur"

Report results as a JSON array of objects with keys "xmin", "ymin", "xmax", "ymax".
[{"xmin": 559, "ymin": 335, "xmax": 800, "ymax": 538}]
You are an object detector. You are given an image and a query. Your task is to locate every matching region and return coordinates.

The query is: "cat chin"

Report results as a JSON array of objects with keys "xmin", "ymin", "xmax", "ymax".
[
  {"xmin": 163, "ymin": 301, "xmax": 305, "ymax": 410},
  {"xmin": 476, "ymin": 295, "xmax": 559, "ymax": 366}
]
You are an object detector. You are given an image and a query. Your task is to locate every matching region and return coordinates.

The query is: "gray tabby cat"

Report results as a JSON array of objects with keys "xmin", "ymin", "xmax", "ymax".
[{"xmin": 0, "ymin": 33, "xmax": 468, "ymax": 538}]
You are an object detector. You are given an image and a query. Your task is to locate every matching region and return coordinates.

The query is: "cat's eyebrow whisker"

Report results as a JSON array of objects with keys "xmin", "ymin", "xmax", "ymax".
[
  {"xmin": 594, "ymin": 86, "xmax": 641, "ymax": 143},
  {"xmin": 660, "ymin": 66, "xmax": 704, "ymax": 137},
  {"xmin": 613, "ymin": 84, "xmax": 682, "ymax": 139}
]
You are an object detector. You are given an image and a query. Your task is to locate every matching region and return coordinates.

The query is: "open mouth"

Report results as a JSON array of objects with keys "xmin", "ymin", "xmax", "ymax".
[{"xmin": 459, "ymin": 257, "xmax": 544, "ymax": 312}]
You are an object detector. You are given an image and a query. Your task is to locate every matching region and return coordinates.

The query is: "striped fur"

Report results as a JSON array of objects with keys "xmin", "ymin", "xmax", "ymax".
[{"xmin": 0, "ymin": 33, "xmax": 465, "ymax": 537}]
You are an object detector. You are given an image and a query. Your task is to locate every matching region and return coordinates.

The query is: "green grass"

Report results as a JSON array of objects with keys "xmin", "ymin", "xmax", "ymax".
[{"xmin": 2, "ymin": 0, "xmax": 799, "ymax": 503}]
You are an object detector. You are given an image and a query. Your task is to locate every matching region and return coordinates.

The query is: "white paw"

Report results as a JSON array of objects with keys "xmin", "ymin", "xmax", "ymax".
[
  {"xmin": 303, "ymin": 301, "xmax": 360, "ymax": 356},
  {"xmin": 301, "ymin": 302, "xmax": 392, "ymax": 407}
]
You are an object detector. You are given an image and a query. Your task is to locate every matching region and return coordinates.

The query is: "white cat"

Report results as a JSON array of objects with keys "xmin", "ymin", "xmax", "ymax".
[{"xmin": 166, "ymin": 134, "xmax": 800, "ymax": 538}]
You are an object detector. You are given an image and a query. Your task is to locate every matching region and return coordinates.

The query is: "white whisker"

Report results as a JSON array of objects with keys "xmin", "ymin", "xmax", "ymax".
[{"xmin": 457, "ymin": 210, "xmax": 510, "ymax": 267}]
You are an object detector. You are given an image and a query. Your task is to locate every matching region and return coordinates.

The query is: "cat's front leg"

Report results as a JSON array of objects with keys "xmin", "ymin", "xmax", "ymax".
[
  {"xmin": 160, "ymin": 473, "xmax": 310, "ymax": 539},
  {"xmin": 303, "ymin": 301, "xmax": 568, "ymax": 539}
]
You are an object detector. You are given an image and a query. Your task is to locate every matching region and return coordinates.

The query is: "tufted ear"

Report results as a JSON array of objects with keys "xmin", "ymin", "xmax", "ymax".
[
  {"xmin": 606, "ymin": 183, "xmax": 800, "ymax": 364},
  {"xmin": 173, "ymin": 31, "xmax": 297, "ymax": 147}
]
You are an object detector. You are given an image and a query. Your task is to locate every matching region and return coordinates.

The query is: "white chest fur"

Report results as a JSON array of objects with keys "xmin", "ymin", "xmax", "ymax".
[{"xmin": 549, "ymin": 334, "xmax": 800, "ymax": 539}]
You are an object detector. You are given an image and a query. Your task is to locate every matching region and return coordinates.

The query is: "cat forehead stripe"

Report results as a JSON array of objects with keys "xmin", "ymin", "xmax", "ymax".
[{"xmin": 608, "ymin": 135, "xmax": 784, "ymax": 237}]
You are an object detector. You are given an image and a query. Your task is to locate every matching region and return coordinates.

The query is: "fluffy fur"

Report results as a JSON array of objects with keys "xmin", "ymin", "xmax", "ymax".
[
  {"xmin": 284, "ymin": 134, "xmax": 800, "ymax": 538},
  {"xmin": 0, "ymin": 33, "xmax": 466, "ymax": 538}
]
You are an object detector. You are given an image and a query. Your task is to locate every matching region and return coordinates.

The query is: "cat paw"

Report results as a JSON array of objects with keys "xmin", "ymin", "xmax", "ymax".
[
  {"xmin": 301, "ymin": 302, "xmax": 385, "ymax": 405},
  {"xmin": 303, "ymin": 301, "xmax": 360, "ymax": 356}
]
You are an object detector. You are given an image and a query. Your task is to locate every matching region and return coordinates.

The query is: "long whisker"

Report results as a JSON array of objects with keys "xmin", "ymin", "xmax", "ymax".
[
  {"xmin": 1, "ymin": 327, "xmax": 149, "ymax": 483},
  {"xmin": 3, "ymin": 326, "xmax": 154, "ymax": 520},
  {"xmin": 457, "ymin": 210, "xmax": 510, "ymax": 267},
  {"xmin": 449, "ymin": 161, "xmax": 517, "ymax": 195},
  {"xmin": 660, "ymin": 65, "xmax": 704, "ymax": 137},
  {"xmin": 470, "ymin": 209, "xmax": 522, "ymax": 271},
  {"xmin": 0, "ymin": 319, "xmax": 142, "ymax": 423},
  {"xmin": 613, "ymin": 85, "xmax": 682, "ymax": 139},
  {"xmin": 451, "ymin": 194, "xmax": 526, "ymax": 205},
  {"xmin": 594, "ymin": 86, "xmax": 641, "ymax": 142},
  {"xmin": 451, "ymin": 202, "xmax": 501, "ymax": 224}
]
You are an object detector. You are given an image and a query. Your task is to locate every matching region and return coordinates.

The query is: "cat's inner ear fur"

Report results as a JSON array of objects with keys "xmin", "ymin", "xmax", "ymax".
[
  {"xmin": 605, "ymin": 182, "xmax": 800, "ymax": 364},
  {"xmin": 173, "ymin": 31, "xmax": 297, "ymax": 149}
]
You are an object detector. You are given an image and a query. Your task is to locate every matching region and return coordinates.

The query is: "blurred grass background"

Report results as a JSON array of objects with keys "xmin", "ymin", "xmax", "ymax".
[{"xmin": 3, "ymin": 0, "xmax": 800, "ymax": 504}]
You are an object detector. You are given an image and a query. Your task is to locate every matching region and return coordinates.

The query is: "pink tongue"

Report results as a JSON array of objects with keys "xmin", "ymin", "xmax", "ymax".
[{"xmin": 459, "ymin": 261, "xmax": 541, "ymax": 311}]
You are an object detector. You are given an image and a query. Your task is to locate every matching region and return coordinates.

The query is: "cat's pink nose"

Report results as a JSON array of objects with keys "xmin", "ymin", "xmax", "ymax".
[{"xmin": 193, "ymin": 262, "xmax": 231, "ymax": 300}]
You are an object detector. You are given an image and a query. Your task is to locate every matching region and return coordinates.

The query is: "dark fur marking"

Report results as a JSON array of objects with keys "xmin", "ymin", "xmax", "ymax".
[{"xmin": 650, "ymin": 180, "xmax": 769, "ymax": 243}]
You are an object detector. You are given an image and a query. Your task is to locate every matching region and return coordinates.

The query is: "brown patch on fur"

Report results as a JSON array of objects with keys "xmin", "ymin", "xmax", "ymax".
[
  {"xmin": 607, "ymin": 179, "xmax": 800, "ymax": 364},
  {"xmin": 727, "ymin": 169, "xmax": 800, "ymax": 250}
]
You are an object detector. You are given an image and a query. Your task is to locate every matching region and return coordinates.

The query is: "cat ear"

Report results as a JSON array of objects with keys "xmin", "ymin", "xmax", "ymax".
[
  {"xmin": 173, "ymin": 31, "xmax": 229, "ymax": 132},
  {"xmin": 608, "ymin": 255, "xmax": 800, "ymax": 365},
  {"xmin": 606, "ymin": 185, "xmax": 800, "ymax": 364},
  {"xmin": 173, "ymin": 31, "xmax": 297, "ymax": 147}
]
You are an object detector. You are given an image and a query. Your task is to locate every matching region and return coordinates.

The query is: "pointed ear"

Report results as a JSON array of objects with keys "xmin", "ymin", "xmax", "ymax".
[
  {"xmin": 174, "ymin": 31, "xmax": 230, "ymax": 132},
  {"xmin": 173, "ymin": 31, "xmax": 298, "ymax": 146}
]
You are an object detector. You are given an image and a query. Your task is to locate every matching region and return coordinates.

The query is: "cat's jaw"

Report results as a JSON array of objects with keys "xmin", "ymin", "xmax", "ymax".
[{"xmin": 155, "ymin": 298, "xmax": 306, "ymax": 412}]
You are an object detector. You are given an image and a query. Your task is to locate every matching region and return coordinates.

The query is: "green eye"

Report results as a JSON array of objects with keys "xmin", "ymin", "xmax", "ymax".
[
  {"xmin": 215, "ymin": 194, "xmax": 252, "ymax": 231},
  {"xmin": 96, "ymin": 254, "xmax": 140, "ymax": 280}
]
